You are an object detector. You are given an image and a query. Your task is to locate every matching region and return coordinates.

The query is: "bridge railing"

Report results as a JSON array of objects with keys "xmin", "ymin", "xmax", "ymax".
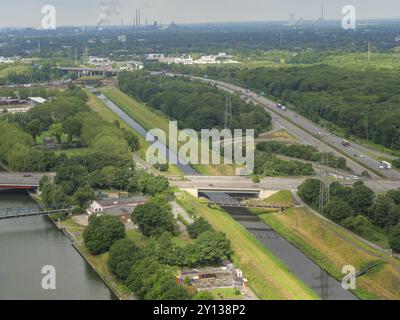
[{"xmin": 0, "ymin": 203, "xmax": 73, "ymax": 220}]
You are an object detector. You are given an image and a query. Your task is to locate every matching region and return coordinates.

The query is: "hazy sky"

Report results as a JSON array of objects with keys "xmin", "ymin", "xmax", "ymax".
[{"xmin": 1, "ymin": 0, "xmax": 400, "ymax": 28}]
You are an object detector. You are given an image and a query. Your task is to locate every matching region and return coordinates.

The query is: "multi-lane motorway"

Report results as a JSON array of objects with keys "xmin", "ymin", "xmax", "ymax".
[
  {"xmin": 171, "ymin": 175, "xmax": 400, "ymax": 194},
  {"xmin": 174, "ymin": 74, "xmax": 400, "ymax": 181}
]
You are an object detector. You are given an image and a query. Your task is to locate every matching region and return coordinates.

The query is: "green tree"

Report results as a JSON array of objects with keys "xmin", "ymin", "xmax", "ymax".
[
  {"xmin": 138, "ymin": 173, "xmax": 169, "ymax": 196},
  {"xmin": 73, "ymin": 185, "xmax": 95, "ymax": 210},
  {"xmin": 187, "ymin": 217, "xmax": 213, "ymax": 239},
  {"xmin": 298, "ymin": 178, "xmax": 321, "ymax": 207},
  {"xmin": 322, "ymin": 198, "xmax": 352, "ymax": 222},
  {"xmin": 195, "ymin": 231, "xmax": 231, "ymax": 265},
  {"xmin": 63, "ymin": 117, "xmax": 82, "ymax": 142},
  {"xmin": 126, "ymin": 257, "xmax": 164, "ymax": 298},
  {"xmin": 146, "ymin": 274, "xmax": 192, "ymax": 300},
  {"xmin": 108, "ymin": 239, "xmax": 139, "ymax": 280},
  {"xmin": 26, "ymin": 119, "xmax": 43, "ymax": 140},
  {"xmin": 368, "ymin": 195, "xmax": 400, "ymax": 230},
  {"xmin": 348, "ymin": 182, "xmax": 375, "ymax": 216},
  {"xmin": 49, "ymin": 123, "xmax": 64, "ymax": 144},
  {"xmin": 387, "ymin": 190, "xmax": 400, "ymax": 206},
  {"xmin": 131, "ymin": 197, "xmax": 175, "ymax": 237},
  {"xmin": 83, "ymin": 215, "xmax": 126, "ymax": 255}
]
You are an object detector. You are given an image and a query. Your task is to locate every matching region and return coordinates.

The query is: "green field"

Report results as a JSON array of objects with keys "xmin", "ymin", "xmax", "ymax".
[
  {"xmin": 209, "ymin": 288, "xmax": 244, "ymax": 300},
  {"xmin": 176, "ymin": 192, "xmax": 319, "ymax": 300}
]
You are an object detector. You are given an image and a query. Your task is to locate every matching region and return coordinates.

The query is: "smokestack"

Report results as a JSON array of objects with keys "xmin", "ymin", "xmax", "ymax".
[{"xmin": 135, "ymin": 9, "xmax": 137, "ymax": 27}]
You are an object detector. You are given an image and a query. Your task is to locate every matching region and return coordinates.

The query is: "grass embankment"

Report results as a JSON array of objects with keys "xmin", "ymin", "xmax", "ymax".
[
  {"xmin": 99, "ymin": 87, "xmax": 237, "ymax": 176},
  {"xmin": 259, "ymin": 190, "xmax": 294, "ymax": 207},
  {"xmin": 176, "ymin": 191, "xmax": 319, "ymax": 300},
  {"xmin": 87, "ymin": 91, "xmax": 149, "ymax": 158},
  {"xmin": 253, "ymin": 194, "xmax": 400, "ymax": 300},
  {"xmin": 258, "ymin": 129, "xmax": 299, "ymax": 143}
]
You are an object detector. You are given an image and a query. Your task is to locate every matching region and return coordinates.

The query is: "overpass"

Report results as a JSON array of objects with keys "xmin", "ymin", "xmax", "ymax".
[
  {"xmin": 0, "ymin": 172, "xmax": 55, "ymax": 190},
  {"xmin": 171, "ymin": 175, "xmax": 400, "ymax": 198}
]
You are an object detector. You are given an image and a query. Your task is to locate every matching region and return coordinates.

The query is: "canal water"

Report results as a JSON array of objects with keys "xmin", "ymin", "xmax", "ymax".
[
  {"xmin": 0, "ymin": 189, "xmax": 115, "ymax": 300},
  {"xmin": 222, "ymin": 205, "xmax": 357, "ymax": 300}
]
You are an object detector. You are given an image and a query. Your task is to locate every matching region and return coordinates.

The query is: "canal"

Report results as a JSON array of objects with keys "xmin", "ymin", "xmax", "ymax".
[
  {"xmin": 0, "ymin": 189, "xmax": 115, "ymax": 300},
  {"xmin": 222, "ymin": 204, "xmax": 357, "ymax": 300}
]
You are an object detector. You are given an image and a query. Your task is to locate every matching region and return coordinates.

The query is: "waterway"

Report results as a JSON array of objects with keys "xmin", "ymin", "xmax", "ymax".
[
  {"xmin": 222, "ymin": 204, "xmax": 357, "ymax": 300},
  {"xmin": 0, "ymin": 189, "xmax": 115, "ymax": 300}
]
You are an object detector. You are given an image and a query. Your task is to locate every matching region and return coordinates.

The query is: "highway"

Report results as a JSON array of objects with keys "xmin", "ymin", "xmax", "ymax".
[
  {"xmin": 171, "ymin": 74, "xmax": 400, "ymax": 181},
  {"xmin": 172, "ymin": 175, "xmax": 400, "ymax": 194}
]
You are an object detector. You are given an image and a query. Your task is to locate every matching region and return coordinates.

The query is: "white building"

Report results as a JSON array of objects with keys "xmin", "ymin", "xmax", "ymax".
[
  {"xmin": 146, "ymin": 53, "xmax": 165, "ymax": 61},
  {"xmin": 86, "ymin": 197, "xmax": 148, "ymax": 218},
  {"xmin": 28, "ymin": 97, "xmax": 47, "ymax": 105}
]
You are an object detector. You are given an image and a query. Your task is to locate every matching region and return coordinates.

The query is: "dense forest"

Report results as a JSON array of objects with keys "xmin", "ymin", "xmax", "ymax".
[
  {"xmin": 180, "ymin": 64, "xmax": 400, "ymax": 151},
  {"xmin": 118, "ymin": 72, "xmax": 271, "ymax": 134}
]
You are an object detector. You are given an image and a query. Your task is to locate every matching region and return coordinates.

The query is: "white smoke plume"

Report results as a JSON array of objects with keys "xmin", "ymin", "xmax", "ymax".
[{"xmin": 97, "ymin": 0, "xmax": 121, "ymax": 26}]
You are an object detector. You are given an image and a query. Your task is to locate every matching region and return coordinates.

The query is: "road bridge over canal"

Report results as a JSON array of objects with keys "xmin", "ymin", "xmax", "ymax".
[{"xmin": 0, "ymin": 172, "xmax": 55, "ymax": 190}]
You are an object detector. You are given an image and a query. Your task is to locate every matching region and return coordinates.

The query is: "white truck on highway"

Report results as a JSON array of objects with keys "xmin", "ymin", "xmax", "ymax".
[{"xmin": 380, "ymin": 161, "xmax": 392, "ymax": 170}]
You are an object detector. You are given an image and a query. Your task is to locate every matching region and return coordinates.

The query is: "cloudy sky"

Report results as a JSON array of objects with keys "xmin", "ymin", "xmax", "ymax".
[{"xmin": 1, "ymin": 0, "xmax": 400, "ymax": 28}]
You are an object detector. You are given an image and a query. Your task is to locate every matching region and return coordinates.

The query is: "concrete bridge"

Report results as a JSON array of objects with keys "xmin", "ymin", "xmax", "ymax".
[
  {"xmin": 171, "ymin": 175, "xmax": 400, "ymax": 198},
  {"xmin": 0, "ymin": 172, "xmax": 55, "ymax": 190}
]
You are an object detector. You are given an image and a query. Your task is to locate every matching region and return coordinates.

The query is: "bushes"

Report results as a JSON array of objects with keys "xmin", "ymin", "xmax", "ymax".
[
  {"xmin": 254, "ymin": 151, "xmax": 314, "ymax": 177},
  {"xmin": 83, "ymin": 215, "xmax": 126, "ymax": 255},
  {"xmin": 125, "ymin": 257, "xmax": 192, "ymax": 300},
  {"xmin": 187, "ymin": 217, "xmax": 213, "ymax": 239},
  {"xmin": 137, "ymin": 172, "xmax": 169, "ymax": 195}
]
